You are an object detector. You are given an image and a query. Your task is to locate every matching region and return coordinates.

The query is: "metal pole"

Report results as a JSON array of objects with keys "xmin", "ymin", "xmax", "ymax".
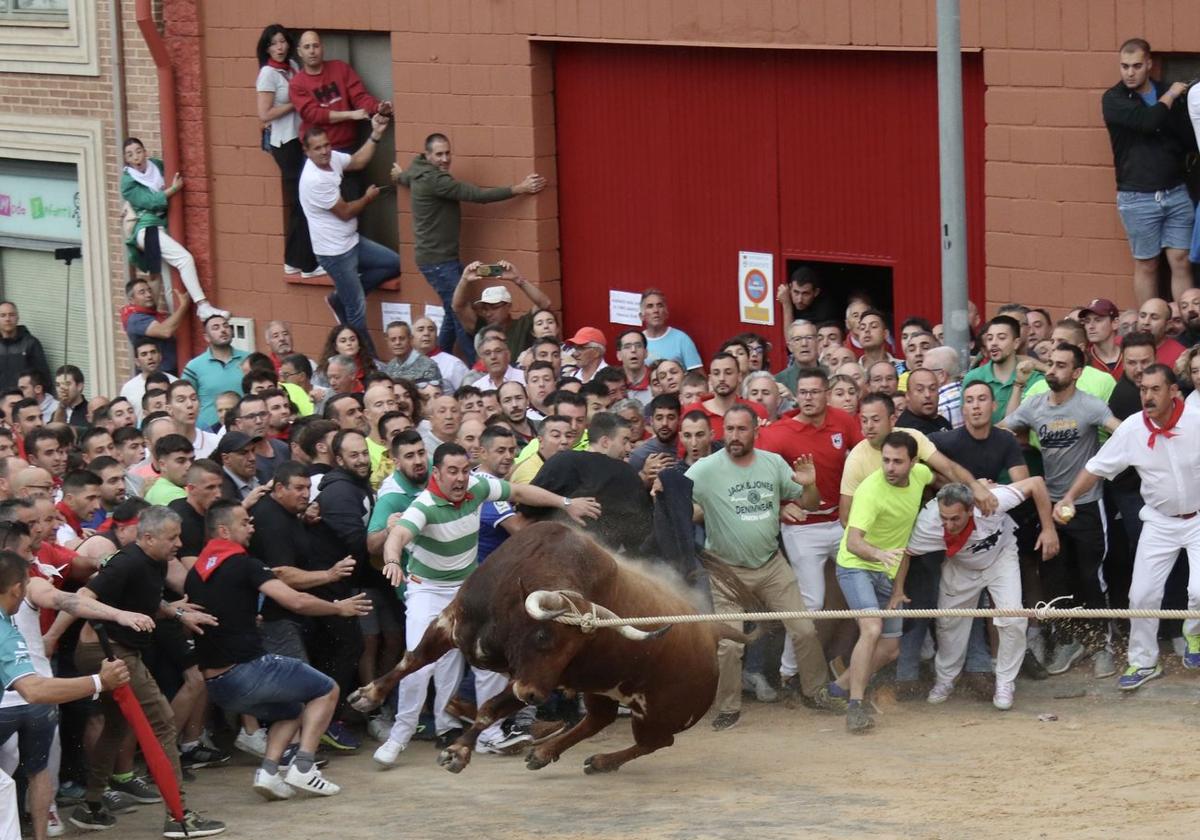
[{"xmin": 937, "ymin": 0, "xmax": 970, "ymax": 365}]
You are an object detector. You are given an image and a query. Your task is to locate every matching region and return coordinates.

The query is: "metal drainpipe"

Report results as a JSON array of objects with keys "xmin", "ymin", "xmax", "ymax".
[{"xmin": 135, "ymin": 0, "xmax": 193, "ymax": 363}]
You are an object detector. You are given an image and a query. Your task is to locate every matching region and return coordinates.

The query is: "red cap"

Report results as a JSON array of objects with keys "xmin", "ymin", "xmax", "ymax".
[
  {"xmin": 564, "ymin": 327, "xmax": 606, "ymax": 348},
  {"xmin": 1079, "ymin": 298, "xmax": 1119, "ymax": 319}
]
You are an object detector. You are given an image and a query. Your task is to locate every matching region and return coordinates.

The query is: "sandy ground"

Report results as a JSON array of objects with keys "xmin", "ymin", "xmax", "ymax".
[{"xmin": 88, "ymin": 665, "xmax": 1200, "ymax": 840}]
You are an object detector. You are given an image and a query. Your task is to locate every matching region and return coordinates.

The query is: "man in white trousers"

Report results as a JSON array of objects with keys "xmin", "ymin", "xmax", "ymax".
[
  {"xmin": 906, "ymin": 480, "xmax": 1059, "ymax": 711},
  {"xmin": 373, "ymin": 443, "xmax": 599, "ymax": 768},
  {"xmin": 1055, "ymin": 364, "xmax": 1200, "ymax": 691}
]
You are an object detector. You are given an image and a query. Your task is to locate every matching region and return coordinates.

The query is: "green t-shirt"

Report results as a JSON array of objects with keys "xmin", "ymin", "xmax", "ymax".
[
  {"xmin": 962, "ymin": 361, "xmax": 1045, "ymax": 423},
  {"xmin": 145, "ymin": 477, "xmax": 186, "ymax": 506},
  {"xmin": 367, "ymin": 470, "xmax": 427, "ymax": 533},
  {"xmin": 0, "ymin": 612, "xmax": 36, "ymax": 693},
  {"xmin": 399, "ymin": 475, "xmax": 510, "ymax": 581},
  {"xmin": 837, "ymin": 463, "xmax": 934, "ymax": 579},
  {"xmin": 686, "ymin": 450, "xmax": 806, "ymax": 569}
]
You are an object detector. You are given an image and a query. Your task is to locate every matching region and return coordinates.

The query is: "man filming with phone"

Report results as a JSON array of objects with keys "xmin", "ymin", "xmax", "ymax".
[
  {"xmin": 299, "ymin": 112, "xmax": 400, "ymax": 344},
  {"xmin": 451, "ymin": 260, "xmax": 553, "ymax": 360},
  {"xmin": 393, "ymin": 133, "xmax": 546, "ymax": 364}
]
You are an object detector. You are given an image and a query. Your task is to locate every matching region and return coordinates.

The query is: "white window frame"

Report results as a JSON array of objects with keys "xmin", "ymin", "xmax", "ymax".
[
  {"xmin": 0, "ymin": 0, "xmax": 97, "ymax": 76},
  {"xmin": 0, "ymin": 115, "xmax": 116, "ymax": 394}
]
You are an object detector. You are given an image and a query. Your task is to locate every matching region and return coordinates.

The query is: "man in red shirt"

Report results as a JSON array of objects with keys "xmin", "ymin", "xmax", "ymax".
[
  {"xmin": 757, "ymin": 367, "xmax": 862, "ymax": 692},
  {"xmin": 1137, "ymin": 297, "xmax": 1186, "ymax": 368},
  {"xmin": 680, "ymin": 353, "xmax": 766, "ymax": 441},
  {"xmin": 1080, "ymin": 298, "xmax": 1123, "ymax": 379},
  {"xmin": 289, "ymin": 30, "xmax": 392, "ymax": 196}
]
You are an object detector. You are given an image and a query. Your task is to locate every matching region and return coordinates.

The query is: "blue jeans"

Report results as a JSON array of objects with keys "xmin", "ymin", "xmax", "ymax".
[
  {"xmin": 417, "ymin": 259, "xmax": 474, "ymax": 365},
  {"xmin": 205, "ymin": 654, "xmax": 334, "ymax": 722},
  {"xmin": 317, "ymin": 236, "xmax": 401, "ymax": 337},
  {"xmin": 836, "ymin": 565, "xmax": 902, "ymax": 638},
  {"xmin": 1116, "ymin": 185, "xmax": 1194, "ymax": 259},
  {"xmin": 0, "ymin": 701, "xmax": 57, "ymax": 773}
]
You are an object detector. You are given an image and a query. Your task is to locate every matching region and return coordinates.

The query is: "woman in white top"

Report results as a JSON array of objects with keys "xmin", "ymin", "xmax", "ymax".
[{"xmin": 255, "ymin": 24, "xmax": 322, "ymax": 278}]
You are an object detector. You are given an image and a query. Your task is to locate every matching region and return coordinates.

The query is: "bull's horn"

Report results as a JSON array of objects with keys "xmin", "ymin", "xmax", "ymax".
[
  {"xmin": 590, "ymin": 603, "xmax": 672, "ymax": 642},
  {"xmin": 525, "ymin": 590, "xmax": 570, "ymax": 620}
]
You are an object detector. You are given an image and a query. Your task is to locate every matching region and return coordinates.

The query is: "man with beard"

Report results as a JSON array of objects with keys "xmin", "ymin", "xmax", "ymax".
[
  {"xmin": 687, "ymin": 405, "xmax": 841, "ymax": 731},
  {"xmin": 182, "ymin": 315, "xmax": 249, "ymax": 429},
  {"xmin": 1002, "ymin": 344, "xmax": 1121, "ymax": 677},
  {"xmin": 629, "ymin": 394, "xmax": 680, "ymax": 476},
  {"xmin": 962, "ymin": 316, "xmax": 1043, "ymax": 421},
  {"xmin": 1055, "ymin": 365, "xmax": 1200, "ymax": 691},
  {"xmin": 682, "ymin": 353, "xmax": 766, "ymax": 442},
  {"xmin": 896, "ymin": 369, "xmax": 951, "ymax": 434},
  {"xmin": 1175, "ymin": 287, "xmax": 1200, "ymax": 347},
  {"xmin": 496, "ymin": 381, "xmax": 537, "ymax": 445}
]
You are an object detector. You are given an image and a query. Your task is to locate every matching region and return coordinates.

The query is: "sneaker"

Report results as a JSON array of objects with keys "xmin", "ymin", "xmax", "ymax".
[
  {"xmin": 367, "ymin": 714, "xmax": 393, "ymax": 743},
  {"xmin": 252, "ymin": 768, "xmax": 295, "ymax": 801},
  {"xmin": 1092, "ymin": 649, "xmax": 1118, "ymax": 679},
  {"xmin": 56, "ymin": 781, "xmax": 86, "ymax": 805},
  {"xmin": 283, "ymin": 264, "xmax": 302, "ymax": 275},
  {"xmin": 893, "ymin": 679, "xmax": 925, "ymax": 702},
  {"xmin": 845, "ymin": 703, "xmax": 874, "ymax": 734},
  {"xmin": 927, "ymin": 680, "xmax": 954, "ymax": 705},
  {"xmin": 109, "ymin": 774, "xmax": 161, "ymax": 804},
  {"xmin": 444, "ymin": 697, "xmax": 477, "ymax": 724},
  {"xmin": 477, "ymin": 726, "xmax": 533, "ymax": 755},
  {"xmin": 992, "ymin": 679, "xmax": 1015, "ymax": 711},
  {"xmin": 234, "ymin": 727, "xmax": 268, "ymax": 758},
  {"xmin": 711, "ymin": 711, "xmax": 740, "ymax": 732},
  {"xmin": 324, "ymin": 291, "xmax": 345, "ymax": 324},
  {"xmin": 283, "ymin": 764, "xmax": 340, "ymax": 797},
  {"xmin": 163, "ymin": 809, "xmax": 226, "ymax": 838},
  {"xmin": 743, "ymin": 672, "xmax": 779, "ymax": 703},
  {"xmin": 300, "ymin": 266, "xmax": 327, "ymax": 278},
  {"xmin": 373, "ymin": 739, "xmax": 405, "ymax": 769},
  {"xmin": 180, "ymin": 743, "xmax": 231, "ymax": 769},
  {"xmin": 1020, "ymin": 649, "xmax": 1049, "ymax": 680},
  {"xmin": 1117, "ymin": 664, "xmax": 1163, "ymax": 691},
  {"xmin": 47, "ymin": 803, "xmax": 65, "ymax": 837},
  {"xmin": 1045, "ymin": 641, "xmax": 1084, "ymax": 675},
  {"xmin": 100, "ymin": 790, "xmax": 138, "ymax": 814},
  {"xmin": 68, "ymin": 802, "xmax": 116, "ymax": 831},
  {"xmin": 434, "ymin": 727, "xmax": 465, "ymax": 749},
  {"xmin": 195, "ymin": 301, "xmax": 230, "ymax": 322},
  {"xmin": 1183, "ymin": 633, "xmax": 1200, "ymax": 669},
  {"xmin": 806, "ymin": 683, "xmax": 849, "ymax": 713},
  {"xmin": 319, "ymin": 721, "xmax": 361, "ymax": 751}
]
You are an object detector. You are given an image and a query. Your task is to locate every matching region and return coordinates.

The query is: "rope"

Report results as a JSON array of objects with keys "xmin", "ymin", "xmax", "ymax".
[{"xmin": 551, "ymin": 598, "xmax": 1200, "ymax": 633}]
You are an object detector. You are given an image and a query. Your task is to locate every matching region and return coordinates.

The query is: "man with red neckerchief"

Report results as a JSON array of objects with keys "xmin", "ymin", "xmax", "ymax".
[
  {"xmin": 1056, "ymin": 363, "xmax": 1200, "ymax": 692},
  {"xmin": 120, "ymin": 278, "xmax": 190, "ymax": 376}
]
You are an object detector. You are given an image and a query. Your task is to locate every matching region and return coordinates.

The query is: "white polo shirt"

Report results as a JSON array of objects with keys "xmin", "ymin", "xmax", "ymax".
[
  {"xmin": 1085, "ymin": 403, "xmax": 1200, "ymax": 517},
  {"xmin": 299, "ymin": 151, "xmax": 358, "ymax": 256}
]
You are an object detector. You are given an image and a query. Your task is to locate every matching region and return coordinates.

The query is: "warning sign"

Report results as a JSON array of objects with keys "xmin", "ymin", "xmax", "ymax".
[{"xmin": 738, "ymin": 251, "xmax": 774, "ymax": 326}]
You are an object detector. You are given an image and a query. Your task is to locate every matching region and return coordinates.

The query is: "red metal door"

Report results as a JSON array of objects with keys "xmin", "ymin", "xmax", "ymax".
[{"xmin": 554, "ymin": 44, "xmax": 985, "ymax": 360}]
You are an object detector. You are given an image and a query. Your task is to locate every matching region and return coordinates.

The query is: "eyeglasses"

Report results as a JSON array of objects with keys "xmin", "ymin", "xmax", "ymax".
[
  {"xmin": 241, "ymin": 410, "xmax": 269, "ymax": 421},
  {"xmin": 795, "ymin": 389, "xmax": 826, "ymax": 397}
]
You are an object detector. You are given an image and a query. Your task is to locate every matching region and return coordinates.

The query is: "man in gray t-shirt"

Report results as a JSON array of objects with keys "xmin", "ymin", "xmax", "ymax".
[{"xmin": 1001, "ymin": 345, "xmax": 1122, "ymax": 675}]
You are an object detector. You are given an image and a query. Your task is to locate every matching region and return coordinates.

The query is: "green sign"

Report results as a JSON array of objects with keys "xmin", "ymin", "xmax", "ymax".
[{"xmin": 0, "ymin": 172, "xmax": 81, "ymax": 243}]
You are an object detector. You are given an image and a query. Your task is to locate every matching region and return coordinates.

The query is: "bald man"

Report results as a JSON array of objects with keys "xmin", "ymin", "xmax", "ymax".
[
  {"xmin": 1137, "ymin": 298, "xmax": 1186, "ymax": 368},
  {"xmin": 0, "ymin": 457, "xmax": 27, "ymax": 501},
  {"xmin": 12, "ymin": 466, "xmax": 53, "ymax": 500}
]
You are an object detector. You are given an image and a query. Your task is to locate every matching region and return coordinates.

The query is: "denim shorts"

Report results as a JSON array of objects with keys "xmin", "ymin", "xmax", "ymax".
[
  {"xmin": 0, "ymin": 702, "xmax": 57, "ymax": 773},
  {"xmin": 205, "ymin": 654, "xmax": 334, "ymax": 722},
  {"xmin": 836, "ymin": 565, "xmax": 903, "ymax": 638},
  {"xmin": 1116, "ymin": 185, "xmax": 1195, "ymax": 259}
]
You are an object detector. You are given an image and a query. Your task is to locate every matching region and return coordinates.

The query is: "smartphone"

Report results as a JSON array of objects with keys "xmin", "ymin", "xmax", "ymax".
[{"xmin": 476, "ymin": 264, "xmax": 507, "ymax": 277}]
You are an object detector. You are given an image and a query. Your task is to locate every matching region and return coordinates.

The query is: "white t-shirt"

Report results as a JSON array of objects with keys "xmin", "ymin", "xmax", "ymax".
[
  {"xmin": 255, "ymin": 63, "xmax": 301, "ymax": 147},
  {"xmin": 120, "ymin": 371, "xmax": 178, "ymax": 421},
  {"xmin": 906, "ymin": 484, "xmax": 1025, "ymax": 572},
  {"xmin": 299, "ymin": 152, "xmax": 358, "ymax": 256}
]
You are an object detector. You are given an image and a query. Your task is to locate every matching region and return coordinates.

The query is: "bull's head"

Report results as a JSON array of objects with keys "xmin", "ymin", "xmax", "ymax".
[{"xmin": 524, "ymin": 590, "xmax": 672, "ymax": 642}]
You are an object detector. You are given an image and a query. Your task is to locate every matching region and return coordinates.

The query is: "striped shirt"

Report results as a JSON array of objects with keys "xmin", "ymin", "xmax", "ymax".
[{"xmin": 398, "ymin": 475, "xmax": 511, "ymax": 582}]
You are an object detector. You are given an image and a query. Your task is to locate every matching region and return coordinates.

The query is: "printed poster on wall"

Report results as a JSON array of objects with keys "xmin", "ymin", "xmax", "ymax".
[
  {"xmin": 738, "ymin": 251, "xmax": 774, "ymax": 326},
  {"xmin": 608, "ymin": 290, "xmax": 642, "ymax": 326},
  {"xmin": 424, "ymin": 304, "xmax": 445, "ymax": 333},
  {"xmin": 380, "ymin": 302, "xmax": 412, "ymax": 328}
]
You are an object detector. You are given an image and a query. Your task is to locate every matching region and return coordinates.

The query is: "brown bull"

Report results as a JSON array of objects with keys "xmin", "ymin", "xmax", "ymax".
[{"xmin": 348, "ymin": 521, "xmax": 723, "ymax": 775}]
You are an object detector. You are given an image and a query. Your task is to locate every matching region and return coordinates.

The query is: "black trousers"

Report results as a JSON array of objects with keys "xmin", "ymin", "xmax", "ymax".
[
  {"xmin": 270, "ymin": 138, "xmax": 318, "ymax": 272},
  {"xmin": 306, "ymin": 615, "xmax": 364, "ymax": 708},
  {"xmin": 1039, "ymin": 500, "xmax": 1109, "ymax": 645}
]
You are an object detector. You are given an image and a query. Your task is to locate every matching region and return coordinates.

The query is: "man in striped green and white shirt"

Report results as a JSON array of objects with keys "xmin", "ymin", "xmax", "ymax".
[{"xmin": 372, "ymin": 442, "xmax": 599, "ymax": 768}]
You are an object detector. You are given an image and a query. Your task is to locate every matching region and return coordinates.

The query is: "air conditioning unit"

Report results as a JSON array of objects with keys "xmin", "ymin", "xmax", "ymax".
[{"xmin": 228, "ymin": 317, "xmax": 256, "ymax": 354}]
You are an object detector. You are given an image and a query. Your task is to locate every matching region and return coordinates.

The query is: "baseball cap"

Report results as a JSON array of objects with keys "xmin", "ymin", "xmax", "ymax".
[
  {"xmin": 1079, "ymin": 298, "xmax": 1119, "ymax": 319},
  {"xmin": 564, "ymin": 327, "xmax": 606, "ymax": 348},
  {"xmin": 216, "ymin": 431, "xmax": 262, "ymax": 456},
  {"xmin": 476, "ymin": 287, "xmax": 512, "ymax": 305}
]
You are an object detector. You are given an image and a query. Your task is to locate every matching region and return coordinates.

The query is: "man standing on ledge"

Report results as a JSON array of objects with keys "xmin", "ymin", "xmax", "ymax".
[
  {"xmin": 392, "ymin": 133, "xmax": 545, "ymax": 365},
  {"xmin": 1101, "ymin": 37, "xmax": 1193, "ymax": 304}
]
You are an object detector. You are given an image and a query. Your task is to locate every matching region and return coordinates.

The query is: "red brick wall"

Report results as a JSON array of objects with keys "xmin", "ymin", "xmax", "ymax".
[{"xmin": 192, "ymin": 0, "xmax": 1192, "ymax": 357}]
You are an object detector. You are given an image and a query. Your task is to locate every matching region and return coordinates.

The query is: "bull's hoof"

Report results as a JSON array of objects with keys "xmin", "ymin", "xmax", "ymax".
[
  {"xmin": 348, "ymin": 687, "xmax": 381, "ymax": 714},
  {"xmin": 525, "ymin": 749, "xmax": 554, "ymax": 771},
  {"xmin": 437, "ymin": 746, "xmax": 471, "ymax": 774},
  {"xmin": 582, "ymin": 755, "xmax": 618, "ymax": 775}
]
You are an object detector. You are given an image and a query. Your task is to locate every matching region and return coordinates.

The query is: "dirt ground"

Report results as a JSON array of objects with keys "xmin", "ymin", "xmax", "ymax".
[{"xmin": 93, "ymin": 665, "xmax": 1200, "ymax": 840}]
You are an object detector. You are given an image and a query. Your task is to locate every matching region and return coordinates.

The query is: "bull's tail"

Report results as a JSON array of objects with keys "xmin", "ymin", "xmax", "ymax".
[{"xmin": 697, "ymin": 550, "xmax": 782, "ymax": 643}]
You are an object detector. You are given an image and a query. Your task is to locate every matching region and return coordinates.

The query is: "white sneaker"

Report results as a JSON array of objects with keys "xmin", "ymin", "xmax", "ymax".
[
  {"xmin": 742, "ymin": 672, "xmax": 778, "ymax": 703},
  {"xmin": 372, "ymin": 739, "xmax": 405, "ymax": 769},
  {"xmin": 283, "ymin": 764, "xmax": 339, "ymax": 797},
  {"xmin": 46, "ymin": 803, "xmax": 64, "ymax": 837},
  {"xmin": 993, "ymin": 680, "xmax": 1015, "ymax": 711},
  {"xmin": 235, "ymin": 727, "xmax": 268, "ymax": 758},
  {"xmin": 300, "ymin": 266, "xmax": 327, "ymax": 278},
  {"xmin": 283, "ymin": 264, "xmax": 301, "ymax": 275},
  {"xmin": 927, "ymin": 680, "xmax": 954, "ymax": 705},
  {"xmin": 252, "ymin": 769, "xmax": 294, "ymax": 801},
  {"xmin": 196, "ymin": 300, "xmax": 230, "ymax": 321}
]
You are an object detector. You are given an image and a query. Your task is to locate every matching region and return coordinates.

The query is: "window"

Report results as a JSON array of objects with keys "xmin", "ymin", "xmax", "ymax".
[
  {"xmin": 0, "ymin": 0, "xmax": 96, "ymax": 75},
  {"xmin": 0, "ymin": 0, "xmax": 69, "ymax": 25}
]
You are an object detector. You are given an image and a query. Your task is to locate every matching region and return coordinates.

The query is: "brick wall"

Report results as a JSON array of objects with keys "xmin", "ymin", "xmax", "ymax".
[{"xmin": 194, "ymin": 2, "xmax": 1200, "ymax": 357}]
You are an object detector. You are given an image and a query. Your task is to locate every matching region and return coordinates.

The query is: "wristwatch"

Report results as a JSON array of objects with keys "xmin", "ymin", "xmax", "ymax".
[
  {"xmin": 561, "ymin": 497, "xmax": 572, "ymax": 508},
  {"xmin": 175, "ymin": 607, "xmax": 185, "ymax": 619}
]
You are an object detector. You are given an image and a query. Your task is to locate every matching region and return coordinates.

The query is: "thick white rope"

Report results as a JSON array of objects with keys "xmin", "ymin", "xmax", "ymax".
[{"xmin": 552, "ymin": 598, "xmax": 1200, "ymax": 633}]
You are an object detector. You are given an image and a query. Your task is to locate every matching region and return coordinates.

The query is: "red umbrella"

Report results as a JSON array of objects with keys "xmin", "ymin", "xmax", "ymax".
[{"xmin": 93, "ymin": 624, "xmax": 187, "ymax": 827}]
